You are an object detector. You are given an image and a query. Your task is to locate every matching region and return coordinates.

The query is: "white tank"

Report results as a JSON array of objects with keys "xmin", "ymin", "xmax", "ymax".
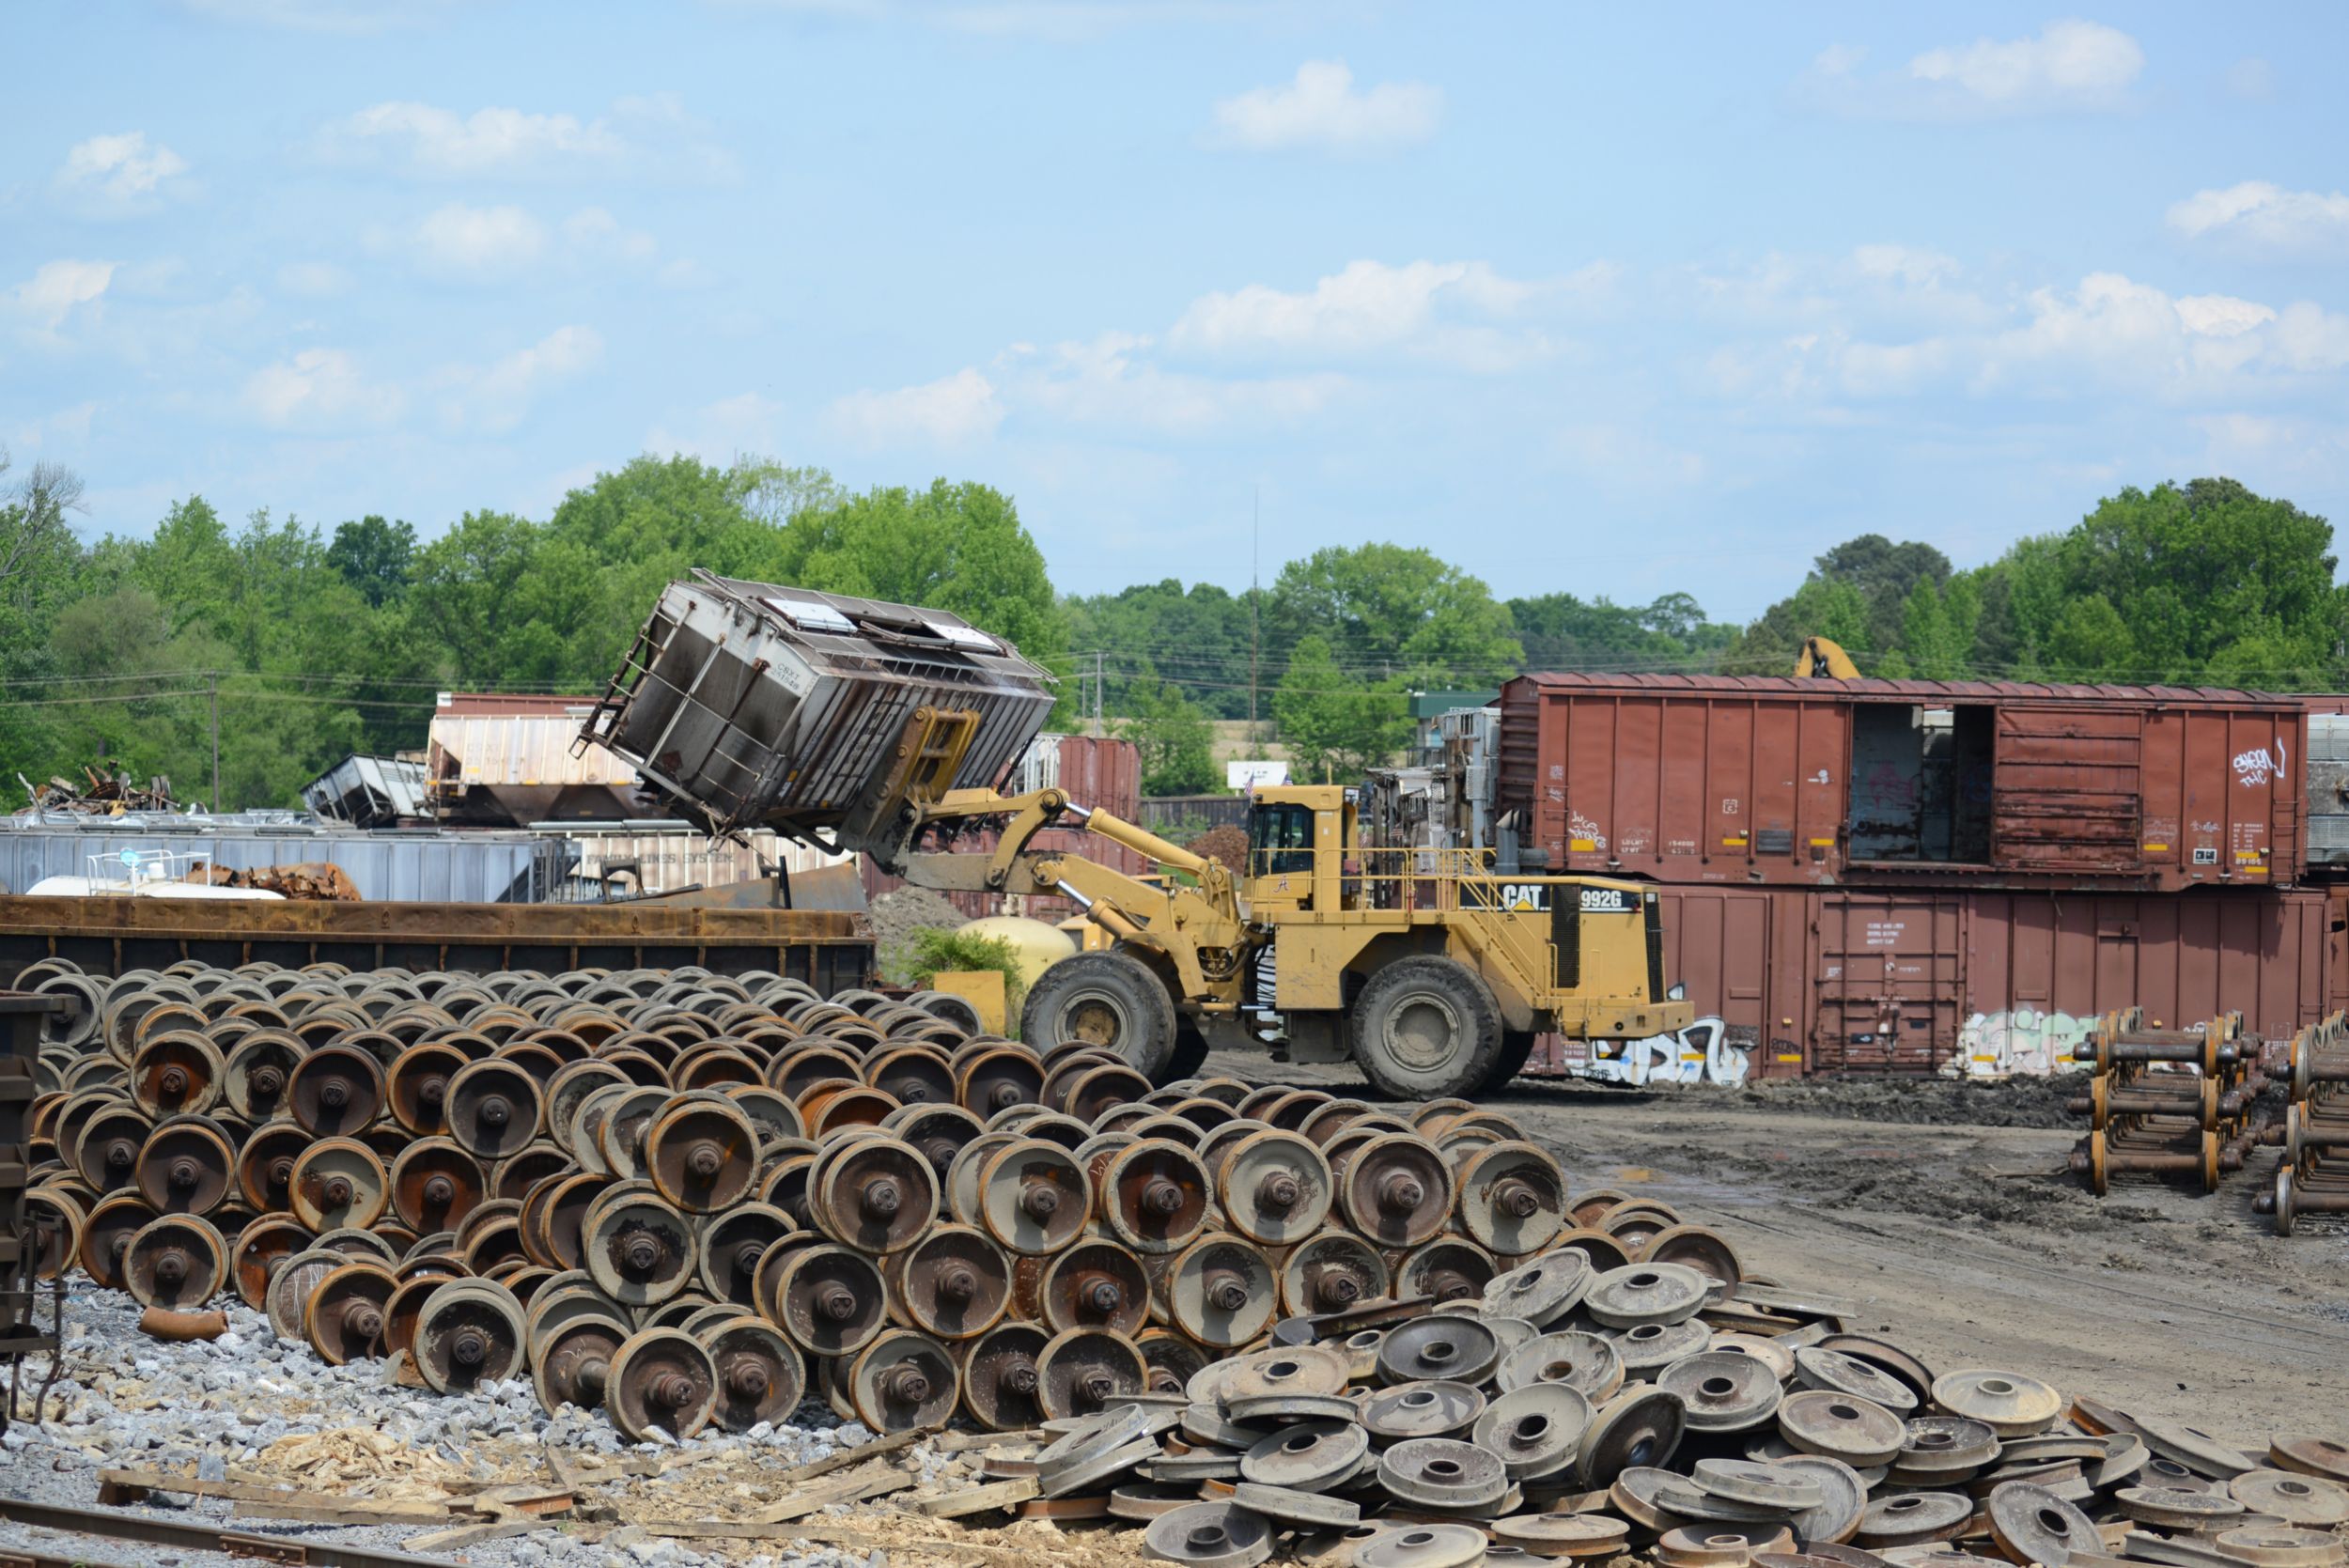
[{"xmin": 958, "ymin": 914, "xmax": 1077, "ymax": 987}]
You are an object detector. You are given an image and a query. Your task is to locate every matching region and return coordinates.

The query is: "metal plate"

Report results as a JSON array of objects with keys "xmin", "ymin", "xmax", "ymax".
[
  {"xmin": 1584, "ymin": 1261, "xmax": 1710, "ymax": 1328},
  {"xmin": 1659, "ymin": 1351, "xmax": 1784, "ymax": 1434},
  {"xmin": 1779, "ymin": 1389, "xmax": 1906, "ymax": 1467},
  {"xmin": 1140, "ymin": 1500, "xmax": 1273, "ymax": 1568},
  {"xmin": 1483, "ymin": 1251, "xmax": 1593, "ymax": 1327},
  {"xmin": 1377, "ymin": 1313, "xmax": 1501, "ymax": 1387},
  {"xmin": 1240, "ymin": 1420, "xmax": 1371, "ymax": 1493},
  {"xmin": 1497, "ymin": 1330, "xmax": 1625, "ymax": 1402},
  {"xmin": 1378, "ymin": 1437, "xmax": 1509, "ymax": 1510},
  {"xmin": 1363, "ymin": 1380, "xmax": 1487, "ymax": 1443},
  {"xmin": 1986, "ymin": 1482, "xmax": 2101, "ymax": 1567},
  {"xmin": 1930, "ymin": 1369, "xmax": 2064, "ymax": 1438},
  {"xmin": 1474, "ymin": 1383, "xmax": 1594, "ymax": 1483}
]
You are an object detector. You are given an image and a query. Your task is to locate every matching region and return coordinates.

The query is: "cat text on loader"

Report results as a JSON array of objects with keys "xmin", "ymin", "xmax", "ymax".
[{"xmin": 580, "ymin": 574, "xmax": 1690, "ymax": 1098}]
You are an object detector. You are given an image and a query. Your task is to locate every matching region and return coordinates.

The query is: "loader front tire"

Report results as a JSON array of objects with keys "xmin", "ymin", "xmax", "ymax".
[
  {"xmin": 1349, "ymin": 956, "xmax": 1506, "ymax": 1101},
  {"xmin": 1020, "ymin": 951, "xmax": 1177, "ymax": 1080}
]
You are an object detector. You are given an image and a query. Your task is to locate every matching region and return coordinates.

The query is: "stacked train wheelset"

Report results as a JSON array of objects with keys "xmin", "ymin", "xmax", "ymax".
[{"xmin": 8, "ymin": 955, "xmax": 1629, "ymax": 1443}]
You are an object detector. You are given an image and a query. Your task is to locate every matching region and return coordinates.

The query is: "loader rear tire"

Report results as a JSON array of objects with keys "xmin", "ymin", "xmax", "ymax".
[
  {"xmin": 1020, "ymin": 951, "xmax": 1177, "ymax": 1080},
  {"xmin": 1349, "ymin": 956, "xmax": 1505, "ymax": 1102}
]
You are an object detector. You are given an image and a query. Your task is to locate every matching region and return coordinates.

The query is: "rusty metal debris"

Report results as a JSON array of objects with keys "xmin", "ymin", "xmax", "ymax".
[
  {"xmin": 16, "ymin": 765, "xmax": 178, "ymax": 816},
  {"xmin": 2257, "ymin": 1011, "xmax": 2349, "ymax": 1234}
]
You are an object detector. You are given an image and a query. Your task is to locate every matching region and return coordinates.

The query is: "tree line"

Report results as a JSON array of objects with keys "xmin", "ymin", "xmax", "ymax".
[{"xmin": 0, "ymin": 442, "xmax": 2339, "ymax": 808}]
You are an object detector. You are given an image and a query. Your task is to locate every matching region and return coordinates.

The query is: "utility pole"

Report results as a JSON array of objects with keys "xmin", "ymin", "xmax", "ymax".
[
  {"xmin": 209, "ymin": 673, "xmax": 220, "ymax": 813},
  {"xmin": 1094, "ymin": 650, "xmax": 1104, "ymax": 737},
  {"xmin": 1249, "ymin": 486, "xmax": 1260, "ymax": 745}
]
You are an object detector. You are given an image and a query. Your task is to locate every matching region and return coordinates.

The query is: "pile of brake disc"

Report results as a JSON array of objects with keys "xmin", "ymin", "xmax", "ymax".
[{"xmin": 1046, "ymin": 1240, "xmax": 2349, "ymax": 1568}]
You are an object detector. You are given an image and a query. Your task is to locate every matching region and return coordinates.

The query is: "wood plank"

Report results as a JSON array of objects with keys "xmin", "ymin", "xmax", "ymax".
[{"xmin": 915, "ymin": 1477, "xmax": 1040, "ymax": 1519}]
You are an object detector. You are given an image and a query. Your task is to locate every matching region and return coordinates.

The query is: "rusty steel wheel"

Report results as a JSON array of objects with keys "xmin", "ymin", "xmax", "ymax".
[
  {"xmin": 955, "ymin": 1046, "xmax": 1043, "ymax": 1117},
  {"xmin": 722, "ymin": 1084, "xmax": 803, "ymax": 1150},
  {"xmin": 1136, "ymin": 1327, "xmax": 1209, "ymax": 1396},
  {"xmin": 865, "ymin": 1046, "xmax": 957, "ymax": 1108},
  {"xmin": 581, "ymin": 1188, "xmax": 697, "ymax": 1306},
  {"xmin": 1098, "ymin": 1139, "xmax": 1210, "ymax": 1255},
  {"xmin": 1455, "ymin": 1141, "xmax": 1568, "ymax": 1257},
  {"xmin": 809, "ymin": 1135, "xmax": 936, "ymax": 1254},
  {"xmin": 1642, "ymin": 1224, "xmax": 1744, "ymax": 1289},
  {"xmin": 696, "ymin": 1202, "xmax": 796, "ymax": 1306},
  {"xmin": 802, "ymin": 1084, "xmax": 902, "ymax": 1138},
  {"xmin": 1336, "ymin": 1132, "xmax": 1454, "ymax": 1249},
  {"xmin": 25, "ymin": 1188, "xmax": 86, "ymax": 1281},
  {"xmin": 772, "ymin": 1242, "xmax": 888, "ymax": 1358},
  {"xmin": 533, "ymin": 1312, "xmax": 630, "ymax": 1417},
  {"xmin": 288, "ymin": 1136, "xmax": 390, "ymax": 1232},
  {"xmin": 889, "ymin": 1222, "xmax": 1011, "ymax": 1341},
  {"xmin": 646, "ymin": 1292, "xmax": 721, "ymax": 1331},
  {"xmin": 958, "ymin": 1321, "xmax": 1049, "ymax": 1431},
  {"xmin": 883, "ymin": 1103, "xmax": 984, "ymax": 1181},
  {"xmin": 383, "ymin": 1266, "xmax": 466, "ymax": 1360},
  {"xmin": 389, "ymin": 1137, "xmax": 487, "ymax": 1234},
  {"xmin": 385, "ymin": 1041, "xmax": 470, "ymax": 1136},
  {"xmin": 644, "ymin": 1094, "xmax": 761, "ymax": 1213},
  {"xmin": 133, "ymin": 1117, "xmax": 235, "ymax": 1216},
  {"xmin": 848, "ymin": 1327, "xmax": 958, "ymax": 1434},
  {"xmin": 123, "ymin": 1213, "xmax": 228, "ymax": 1311},
  {"xmin": 491, "ymin": 1141, "xmax": 568, "ymax": 1202},
  {"xmin": 223, "ymin": 1032, "xmax": 303, "ymax": 1122},
  {"xmin": 537, "ymin": 1172, "xmax": 609, "ymax": 1271},
  {"xmin": 316, "ymin": 1225, "xmax": 399, "ymax": 1263},
  {"xmin": 304, "ymin": 1260, "xmax": 397, "ymax": 1364},
  {"xmin": 1396, "ymin": 1236, "xmax": 1498, "ymax": 1307},
  {"xmin": 79, "ymin": 1192, "xmax": 159, "ymax": 1290},
  {"xmin": 444, "ymin": 1058, "xmax": 544, "ymax": 1161},
  {"xmin": 413, "ymin": 1279, "xmax": 528, "ymax": 1394},
  {"xmin": 1277, "ymin": 1231, "xmax": 1390, "ymax": 1317},
  {"xmin": 547, "ymin": 1060, "xmax": 631, "ymax": 1150},
  {"xmin": 1019, "ymin": 1237, "xmax": 1149, "ymax": 1338},
  {"xmin": 942, "ymin": 1133, "xmax": 1017, "ymax": 1227},
  {"xmin": 265, "ymin": 1246, "xmax": 349, "ymax": 1340},
  {"xmin": 976, "ymin": 1139, "xmax": 1091, "ymax": 1256},
  {"xmin": 697, "ymin": 1315, "xmax": 804, "ymax": 1433},
  {"xmin": 607, "ymin": 1327, "xmax": 720, "ymax": 1441},
  {"xmin": 525, "ymin": 1276, "xmax": 615, "ymax": 1348},
  {"xmin": 131, "ymin": 1032, "xmax": 225, "ymax": 1119},
  {"xmin": 1217, "ymin": 1129, "xmax": 1333, "ymax": 1248},
  {"xmin": 768, "ymin": 1044, "xmax": 863, "ymax": 1102},
  {"xmin": 287, "ymin": 1042, "xmax": 387, "ymax": 1137},
  {"xmin": 1034, "ymin": 1326, "xmax": 1146, "ymax": 1421},
  {"xmin": 1166, "ymin": 1232, "xmax": 1277, "ymax": 1349},
  {"xmin": 593, "ymin": 1084, "xmax": 672, "ymax": 1180},
  {"xmin": 1064, "ymin": 1063, "xmax": 1157, "ymax": 1127},
  {"xmin": 459, "ymin": 1212, "xmax": 526, "ymax": 1275},
  {"xmin": 1548, "ymin": 1226, "xmax": 1635, "ymax": 1274},
  {"xmin": 74, "ymin": 1100, "xmax": 152, "ymax": 1193}
]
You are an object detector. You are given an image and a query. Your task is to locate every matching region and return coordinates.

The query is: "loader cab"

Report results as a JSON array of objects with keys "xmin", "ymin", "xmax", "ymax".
[{"xmin": 1245, "ymin": 786, "xmax": 1354, "ymax": 914}]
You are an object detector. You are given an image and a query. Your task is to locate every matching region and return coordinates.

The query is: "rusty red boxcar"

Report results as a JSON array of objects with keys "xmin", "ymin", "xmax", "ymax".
[
  {"xmin": 1528, "ymin": 883, "xmax": 2344, "ymax": 1079},
  {"xmin": 1497, "ymin": 675, "xmax": 2305, "ymax": 894}
]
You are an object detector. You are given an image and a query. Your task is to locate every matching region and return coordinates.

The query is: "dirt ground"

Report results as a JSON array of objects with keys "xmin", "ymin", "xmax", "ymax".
[{"xmin": 1205, "ymin": 1050, "xmax": 2349, "ymax": 1447}]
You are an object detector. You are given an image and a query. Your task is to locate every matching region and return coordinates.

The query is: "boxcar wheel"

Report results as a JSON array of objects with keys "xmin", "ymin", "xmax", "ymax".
[
  {"xmin": 1020, "ymin": 951, "xmax": 1178, "ymax": 1080},
  {"xmin": 1348, "ymin": 956, "xmax": 1506, "ymax": 1101}
]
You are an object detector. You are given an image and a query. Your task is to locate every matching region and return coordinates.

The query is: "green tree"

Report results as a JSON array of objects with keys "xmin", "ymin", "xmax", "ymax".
[
  {"xmin": 1272, "ymin": 634, "xmax": 1409, "ymax": 780},
  {"xmin": 1719, "ymin": 535, "xmax": 1946, "ymax": 674},
  {"xmin": 1269, "ymin": 543, "xmax": 1521, "ymax": 685},
  {"xmin": 1118, "ymin": 673, "xmax": 1218, "ymax": 795},
  {"xmin": 1509, "ymin": 590, "xmax": 1735, "ymax": 671},
  {"xmin": 326, "ymin": 516, "xmax": 417, "ymax": 607}
]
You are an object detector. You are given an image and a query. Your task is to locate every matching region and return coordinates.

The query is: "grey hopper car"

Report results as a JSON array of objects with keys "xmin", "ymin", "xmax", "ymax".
[{"xmin": 581, "ymin": 571, "xmax": 1056, "ymax": 853}]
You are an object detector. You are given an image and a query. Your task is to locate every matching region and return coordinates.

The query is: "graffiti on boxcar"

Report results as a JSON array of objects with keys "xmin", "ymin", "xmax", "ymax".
[
  {"xmin": 2232, "ymin": 739, "xmax": 2284, "ymax": 786},
  {"xmin": 1577, "ymin": 1017, "xmax": 1750, "ymax": 1086},
  {"xmin": 1946, "ymin": 1005, "xmax": 2092, "ymax": 1078}
]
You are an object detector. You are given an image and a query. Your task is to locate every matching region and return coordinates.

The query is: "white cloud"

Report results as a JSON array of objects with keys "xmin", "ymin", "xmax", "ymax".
[
  {"xmin": 177, "ymin": 0, "xmax": 475, "ymax": 32},
  {"xmin": 1170, "ymin": 258, "xmax": 1591, "ymax": 369},
  {"xmin": 828, "ymin": 368, "xmax": 1005, "ymax": 449},
  {"xmin": 1007, "ymin": 334, "xmax": 1346, "ymax": 434},
  {"xmin": 317, "ymin": 95, "xmax": 730, "ymax": 181},
  {"xmin": 276, "ymin": 261, "xmax": 352, "ymax": 298},
  {"xmin": 1206, "ymin": 60, "xmax": 1440, "ymax": 153},
  {"xmin": 242, "ymin": 348, "xmax": 405, "ymax": 429},
  {"xmin": 2167, "ymin": 181, "xmax": 2349, "ymax": 257},
  {"xmin": 1910, "ymin": 20, "xmax": 2142, "ymax": 105},
  {"xmin": 438, "ymin": 325, "xmax": 603, "ymax": 433},
  {"xmin": 54, "ymin": 132, "xmax": 191, "ymax": 204},
  {"xmin": 321, "ymin": 102, "xmax": 616, "ymax": 178},
  {"xmin": 11, "ymin": 401, "xmax": 100, "ymax": 452},
  {"xmin": 409, "ymin": 203, "xmax": 549, "ymax": 280},
  {"xmin": 647, "ymin": 392, "xmax": 789, "ymax": 464},
  {"xmin": 12, "ymin": 260, "xmax": 117, "ymax": 330},
  {"xmin": 1809, "ymin": 20, "xmax": 2143, "ymax": 117},
  {"xmin": 562, "ymin": 207, "xmax": 659, "ymax": 264}
]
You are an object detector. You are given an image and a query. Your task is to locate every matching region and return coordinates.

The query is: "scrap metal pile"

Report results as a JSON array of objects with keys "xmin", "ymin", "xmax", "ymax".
[
  {"xmin": 15, "ymin": 766, "xmax": 178, "ymax": 815},
  {"xmin": 8, "ymin": 956, "xmax": 2349, "ymax": 1568}
]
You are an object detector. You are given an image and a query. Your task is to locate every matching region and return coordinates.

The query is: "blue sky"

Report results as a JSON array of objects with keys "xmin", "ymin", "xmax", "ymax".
[{"xmin": 6, "ymin": 2, "xmax": 2346, "ymax": 621}]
